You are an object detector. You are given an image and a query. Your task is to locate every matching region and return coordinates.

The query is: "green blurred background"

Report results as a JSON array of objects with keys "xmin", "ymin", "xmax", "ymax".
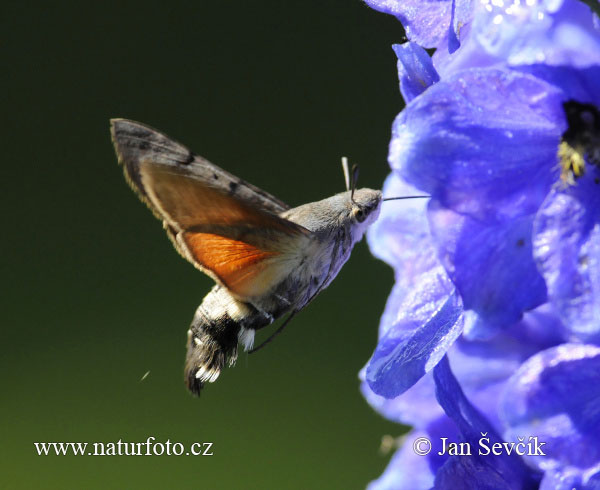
[{"xmin": 3, "ymin": 1, "xmax": 407, "ymax": 488}]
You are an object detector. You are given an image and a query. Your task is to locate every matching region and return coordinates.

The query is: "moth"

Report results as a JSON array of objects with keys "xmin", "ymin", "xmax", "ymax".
[{"xmin": 111, "ymin": 119, "xmax": 414, "ymax": 395}]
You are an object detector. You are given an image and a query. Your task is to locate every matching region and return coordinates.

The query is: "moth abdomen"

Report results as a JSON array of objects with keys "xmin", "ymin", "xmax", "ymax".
[
  {"xmin": 185, "ymin": 309, "xmax": 241, "ymax": 396},
  {"xmin": 184, "ymin": 287, "xmax": 273, "ymax": 395}
]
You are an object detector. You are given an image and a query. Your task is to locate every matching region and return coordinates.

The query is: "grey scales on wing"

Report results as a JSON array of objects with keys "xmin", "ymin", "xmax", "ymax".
[{"xmin": 111, "ymin": 118, "xmax": 290, "ymax": 215}]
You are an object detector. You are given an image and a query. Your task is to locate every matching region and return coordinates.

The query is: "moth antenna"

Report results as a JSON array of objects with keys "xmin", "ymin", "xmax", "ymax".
[
  {"xmin": 249, "ymin": 310, "xmax": 298, "ymax": 354},
  {"xmin": 341, "ymin": 157, "xmax": 351, "ymax": 191},
  {"xmin": 351, "ymin": 164, "xmax": 359, "ymax": 202},
  {"xmin": 383, "ymin": 195, "xmax": 430, "ymax": 201}
]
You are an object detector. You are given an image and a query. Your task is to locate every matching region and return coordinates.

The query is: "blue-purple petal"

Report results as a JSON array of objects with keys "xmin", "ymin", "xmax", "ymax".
[
  {"xmin": 367, "ymin": 174, "xmax": 432, "ymax": 277},
  {"xmin": 500, "ymin": 344, "xmax": 600, "ymax": 476},
  {"xmin": 447, "ymin": 305, "xmax": 562, "ymax": 429},
  {"xmin": 428, "ymin": 202, "xmax": 547, "ymax": 335},
  {"xmin": 434, "ymin": 356, "xmax": 538, "ymax": 489},
  {"xmin": 391, "ymin": 68, "xmax": 564, "ymax": 221},
  {"xmin": 364, "ymin": 0, "xmax": 454, "ymax": 48},
  {"xmin": 393, "ymin": 42, "xmax": 440, "ymax": 103},
  {"xmin": 473, "ymin": 0, "xmax": 600, "ymax": 68},
  {"xmin": 363, "ymin": 1, "xmax": 600, "ymax": 487},
  {"xmin": 367, "ymin": 174, "xmax": 454, "ymax": 339},
  {"xmin": 435, "ymin": 0, "xmax": 600, "ymax": 75},
  {"xmin": 533, "ymin": 173, "xmax": 600, "ymax": 343},
  {"xmin": 518, "ymin": 64, "xmax": 600, "ymax": 108},
  {"xmin": 502, "ymin": 302, "xmax": 567, "ymax": 347},
  {"xmin": 539, "ymin": 468, "xmax": 594, "ymax": 490},
  {"xmin": 447, "ymin": 0, "xmax": 460, "ymax": 54},
  {"xmin": 366, "ymin": 291, "xmax": 464, "ymax": 398},
  {"xmin": 360, "ymin": 368, "xmax": 443, "ymax": 427},
  {"xmin": 363, "ymin": 301, "xmax": 563, "ymax": 428}
]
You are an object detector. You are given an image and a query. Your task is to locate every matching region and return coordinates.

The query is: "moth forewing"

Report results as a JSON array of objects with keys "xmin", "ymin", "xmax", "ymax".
[{"xmin": 110, "ymin": 118, "xmax": 290, "ymax": 214}]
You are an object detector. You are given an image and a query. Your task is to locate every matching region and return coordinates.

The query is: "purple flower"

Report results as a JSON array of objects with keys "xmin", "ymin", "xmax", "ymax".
[
  {"xmin": 394, "ymin": 63, "xmax": 600, "ymax": 340},
  {"xmin": 364, "ymin": 0, "xmax": 474, "ymax": 51},
  {"xmin": 365, "ymin": 45, "xmax": 600, "ymax": 398},
  {"xmin": 365, "ymin": 169, "xmax": 464, "ymax": 398},
  {"xmin": 361, "ymin": 305, "xmax": 563, "ymax": 489},
  {"xmin": 432, "ymin": 356, "xmax": 538, "ymax": 489},
  {"xmin": 500, "ymin": 344, "xmax": 600, "ymax": 488},
  {"xmin": 361, "ymin": 2, "xmax": 600, "ymax": 488},
  {"xmin": 365, "ymin": 0, "xmax": 600, "ymax": 75},
  {"xmin": 436, "ymin": 0, "xmax": 600, "ymax": 76}
]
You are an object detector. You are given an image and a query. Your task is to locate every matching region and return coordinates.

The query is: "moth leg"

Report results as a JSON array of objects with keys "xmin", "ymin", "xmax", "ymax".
[
  {"xmin": 273, "ymin": 294, "xmax": 292, "ymax": 307},
  {"xmin": 249, "ymin": 240, "xmax": 343, "ymax": 354},
  {"xmin": 242, "ymin": 299, "xmax": 278, "ymax": 330},
  {"xmin": 248, "ymin": 310, "xmax": 299, "ymax": 354}
]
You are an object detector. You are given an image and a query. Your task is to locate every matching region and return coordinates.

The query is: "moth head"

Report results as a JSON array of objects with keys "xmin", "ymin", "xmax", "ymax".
[
  {"xmin": 348, "ymin": 188, "xmax": 382, "ymax": 229},
  {"xmin": 339, "ymin": 158, "xmax": 382, "ymax": 230}
]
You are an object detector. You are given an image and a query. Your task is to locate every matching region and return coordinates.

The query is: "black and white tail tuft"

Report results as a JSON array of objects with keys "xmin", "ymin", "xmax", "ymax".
[{"xmin": 184, "ymin": 311, "xmax": 240, "ymax": 396}]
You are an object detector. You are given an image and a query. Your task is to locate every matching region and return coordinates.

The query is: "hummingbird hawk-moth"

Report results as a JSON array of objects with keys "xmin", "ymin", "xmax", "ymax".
[{"xmin": 110, "ymin": 119, "xmax": 385, "ymax": 395}]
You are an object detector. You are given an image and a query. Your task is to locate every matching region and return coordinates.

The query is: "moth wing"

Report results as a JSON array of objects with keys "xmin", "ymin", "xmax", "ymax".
[
  {"xmin": 111, "ymin": 118, "xmax": 312, "ymax": 299},
  {"xmin": 110, "ymin": 118, "xmax": 290, "ymax": 214}
]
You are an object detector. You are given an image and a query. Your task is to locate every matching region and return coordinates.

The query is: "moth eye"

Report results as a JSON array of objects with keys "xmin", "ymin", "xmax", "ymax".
[{"xmin": 353, "ymin": 207, "xmax": 366, "ymax": 223}]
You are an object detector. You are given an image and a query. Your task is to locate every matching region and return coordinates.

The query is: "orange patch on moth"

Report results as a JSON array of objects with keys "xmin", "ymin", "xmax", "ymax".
[{"xmin": 184, "ymin": 232, "xmax": 280, "ymax": 291}]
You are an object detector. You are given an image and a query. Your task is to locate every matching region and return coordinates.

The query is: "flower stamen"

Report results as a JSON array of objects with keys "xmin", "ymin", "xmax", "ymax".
[{"xmin": 558, "ymin": 100, "xmax": 600, "ymax": 185}]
